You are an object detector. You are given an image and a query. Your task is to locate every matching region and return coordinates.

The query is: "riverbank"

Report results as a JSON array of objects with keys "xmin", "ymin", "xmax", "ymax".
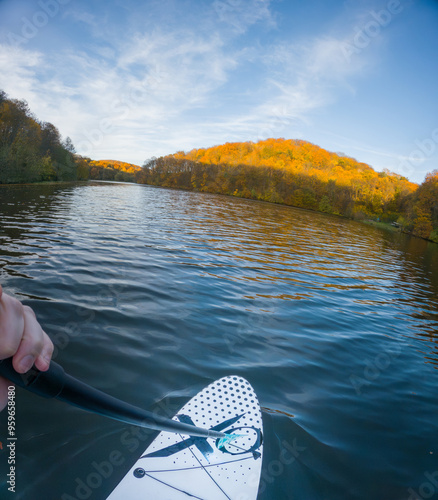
[
  {"xmin": 362, "ymin": 220, "xmax": 400, "ymax": 233},
  {"xmin": 2, "ymin": 178, "xmax": 436, "ymax": 245},
  {"xmin": 362, "ymin": 218, "xmax": 438, "ymax": 244}
]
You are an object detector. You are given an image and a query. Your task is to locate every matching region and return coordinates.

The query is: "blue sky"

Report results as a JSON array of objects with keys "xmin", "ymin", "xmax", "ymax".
[{"xmin": 0, "ymin": 0, "xmax": 437, "ymax": 183}]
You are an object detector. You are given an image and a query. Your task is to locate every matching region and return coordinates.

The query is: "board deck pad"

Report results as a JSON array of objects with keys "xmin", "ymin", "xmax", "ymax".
[{"xmin": 107, "ymin": 376, "xmax": 264, "ymax": 500}]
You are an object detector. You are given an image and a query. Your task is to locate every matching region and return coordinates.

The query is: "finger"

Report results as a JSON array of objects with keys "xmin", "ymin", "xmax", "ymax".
[
  {"xmin": 12, "ymin": 305, "xmax": 46, "ymax": 374},
  {"xmin": 0, "ymin": 293, "xmax": 25, "ymax": 359},
  {"xmin": 0, "ymin": 377, "xmax": 9, "ymax": 412},
  {"xmin": 34, "ymin": 333, "xmax": 54, "ymax": 372}
]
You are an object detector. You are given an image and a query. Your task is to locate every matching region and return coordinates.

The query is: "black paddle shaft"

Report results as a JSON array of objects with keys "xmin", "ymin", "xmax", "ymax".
[
  {"xmin": 0, "ymin": 356, "xmax": 65, "ymax": 397},
  {"xmin": 0, "ymin": 357, "xmax": 225, "ymax": 439}
]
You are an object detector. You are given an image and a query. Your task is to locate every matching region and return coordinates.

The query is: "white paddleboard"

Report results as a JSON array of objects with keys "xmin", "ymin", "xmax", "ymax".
[{"xmin": 107, "ymin": 375, "xmax": 264, "ymax": 500}]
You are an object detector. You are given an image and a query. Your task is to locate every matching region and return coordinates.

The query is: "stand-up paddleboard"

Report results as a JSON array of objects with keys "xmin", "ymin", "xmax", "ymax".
[{"xmin": 107, "ymin": 375, "xmax": 264, "ymax": 500}]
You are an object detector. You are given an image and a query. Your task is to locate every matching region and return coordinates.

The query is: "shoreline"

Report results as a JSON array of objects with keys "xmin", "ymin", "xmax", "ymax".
[
  {"xmin": 362, "ymin": 219, "xmax": 401, "ymax": 233},
  {"xmin": 1, "ymin": 179, "xmax": 436, "ymax": 245},
  {"xmin": 140, "ymin": 181, "xmax": 438, "ymax": 245}
]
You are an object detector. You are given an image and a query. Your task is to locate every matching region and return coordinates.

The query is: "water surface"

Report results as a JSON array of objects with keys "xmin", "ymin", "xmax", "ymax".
[{"xmin": 0, "ymin": 182, "xmax": 437, "ymax": 500}]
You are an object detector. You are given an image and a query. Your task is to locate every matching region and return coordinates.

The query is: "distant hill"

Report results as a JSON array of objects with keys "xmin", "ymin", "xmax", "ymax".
[
  {"xmin": 0, "ymin": 88, "xmax": 142, "ymax": 185},
  {"xmin": 136, "ymin": 138, "xmax": 437, "ymax": 243},
  {"xmin": 75, "ymin": 157, "xmax": 140, "ymax": 182},
  {"xmin": 89, "ymin": 160, "xmax": 141, "ymax": 174},
  {"xmin": 137, "ymin": 138, "xmax": 416, "ymax": 217}
]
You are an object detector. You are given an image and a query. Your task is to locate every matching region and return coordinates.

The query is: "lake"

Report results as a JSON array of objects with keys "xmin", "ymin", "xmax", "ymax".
[{"xmin": 0, "ymin": 181, "xmax": 437, "ymax": 500}]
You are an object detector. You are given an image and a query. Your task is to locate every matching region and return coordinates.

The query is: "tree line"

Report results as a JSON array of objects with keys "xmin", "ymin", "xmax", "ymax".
[
  {"xmin": 0, "ymin": 90, "xmax": 76, "ymax": 183},
  {"xmin": 1, "ymin": 91, "xmax": 436, "ymax": 242},
  {"xmin": 136, "ymin": 139, "xmax": 437, "ymax": 243},
  {"xmin": 0, "ymin": 91, "xmax": 138, "ymax": 184},
  {"xmin": 76, "ymin": 158, "xmax": 138, "ymax": 182}
]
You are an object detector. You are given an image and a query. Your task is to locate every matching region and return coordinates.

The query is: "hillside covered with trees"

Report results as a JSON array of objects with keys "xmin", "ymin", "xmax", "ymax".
[
  {"xmin": 136, "ymin": 139, "xmax": 437, "ymax": 243},
  {"xmin": 0, "ymin": 90, "xmax": 77, "ymax": 183},
  {"xmin": 76, "ymin": 158, "xmax": 140, "ymax": 182},
  {"xmin": 402, "ymin": 170, "xmax": 438, "ymax": 242},
  {"xmin": 0, "ymin": 90, "xmax": 140, "ymax": 184}
]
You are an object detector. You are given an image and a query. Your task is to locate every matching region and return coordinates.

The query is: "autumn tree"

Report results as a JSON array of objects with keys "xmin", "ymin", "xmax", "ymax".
[
  {"xmin": 0, "ymin": 90, "xmax": 79, "ymax": 183},
  {"xmin": 406, "ymin": 170, "xmax": 438, "ymax": 242},
  {"xmin": 138, "ymin": 138, "xmax": 418, "ymax": 227}
]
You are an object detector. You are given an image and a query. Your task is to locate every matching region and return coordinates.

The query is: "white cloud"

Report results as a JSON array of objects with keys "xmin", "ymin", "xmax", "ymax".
[
  {"xmin": 218, "ymin": 31, "xmax": 374, "ymax": 143},
  {"xmin": 117, "ymin": 30, "xmax": 237, "ymax": 109},
  {"xmin": 0, "ymin": 0, "xmax": 280, "ymax": 162},
  {"xmin": 0, "ymin": 45, "xmax": 42, "ymax": 99},
  {"xmin": 0, "ymin": 20, "xmax": 242, "ymax": 161},
  {"xmin": 0, "ymin": 0, "xmax": 387, "ymax": 166},
  {"xmin": 211, "ymin": 0, "xmax": 275, "ymax": 34},
  {"xmin": 62, "ymin": 9, "xmax": 98, "ymax": 27}
]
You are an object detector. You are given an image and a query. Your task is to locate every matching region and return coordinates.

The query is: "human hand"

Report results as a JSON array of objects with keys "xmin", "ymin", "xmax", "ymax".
[{"xmin": 0, "ymin": 285, "xmax": 54, "ymax": 410}]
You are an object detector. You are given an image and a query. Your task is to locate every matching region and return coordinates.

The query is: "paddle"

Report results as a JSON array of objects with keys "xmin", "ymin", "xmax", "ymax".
[{"xmin": 0, "ymin": 357, "xmax": 225, "ymax": 439}]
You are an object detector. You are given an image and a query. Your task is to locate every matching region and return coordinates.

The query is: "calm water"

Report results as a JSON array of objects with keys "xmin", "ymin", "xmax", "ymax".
[{"xmin": 0, "ymin": 182, "xmax": 437, "ymax": 500}]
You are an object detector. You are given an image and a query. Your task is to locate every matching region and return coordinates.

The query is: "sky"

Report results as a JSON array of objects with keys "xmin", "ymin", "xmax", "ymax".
[{"xmin": 0, "ymin": 0, "xmax": 437, "ymax": 184}]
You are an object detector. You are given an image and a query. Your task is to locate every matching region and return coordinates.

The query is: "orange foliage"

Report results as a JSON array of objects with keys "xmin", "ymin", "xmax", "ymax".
[
  {"xmin": 168, "ymin": 139, "xmax": 417, "ymax": 217},
  {"xmin": 138, "ymin": 138, "xmax": 420, "ymax": 225},
  {"xmin": 407, "ymin": 169, "xmax": 438, "ymax": 241},
  {"xmin": 89, "ymin": 160, "xmax": 141, "ymax": 174}
]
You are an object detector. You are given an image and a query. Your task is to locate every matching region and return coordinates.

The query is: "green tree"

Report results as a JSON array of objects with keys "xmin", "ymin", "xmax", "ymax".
[{"xmin": 0, "ymin": 90, "xmax": 79, "ymax": 183}]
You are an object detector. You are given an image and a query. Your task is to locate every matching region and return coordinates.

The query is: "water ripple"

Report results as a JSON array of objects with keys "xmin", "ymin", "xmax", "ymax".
[{"xmin": 0, "ymin": 182, "xmax": 437, "ymax": 499}]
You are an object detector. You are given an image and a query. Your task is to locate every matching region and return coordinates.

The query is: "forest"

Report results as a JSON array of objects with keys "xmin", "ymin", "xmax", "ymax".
[
  {"xmin": 1, "ymin": 90, "xmax": 437, "ymax": 243},
  {"xmin": 136, "ymin": 140, "xmax": 438, "ymax": 243},
  {"xmin": 0, "ymin": 91, "xmax": 138, "ymax": 184},
  {"xmin": 76, "ymin": 158, "xmax": 139, "ymax": 182},
  {"xmin": 0, "ymin": 90, "xmax": 77, "ymax": 183}
]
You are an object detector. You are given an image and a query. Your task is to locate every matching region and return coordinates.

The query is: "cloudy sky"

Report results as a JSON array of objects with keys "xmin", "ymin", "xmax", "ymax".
[{"xmin": 0, "ymin": 0, "xmax": 437, "ymax": 183}]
